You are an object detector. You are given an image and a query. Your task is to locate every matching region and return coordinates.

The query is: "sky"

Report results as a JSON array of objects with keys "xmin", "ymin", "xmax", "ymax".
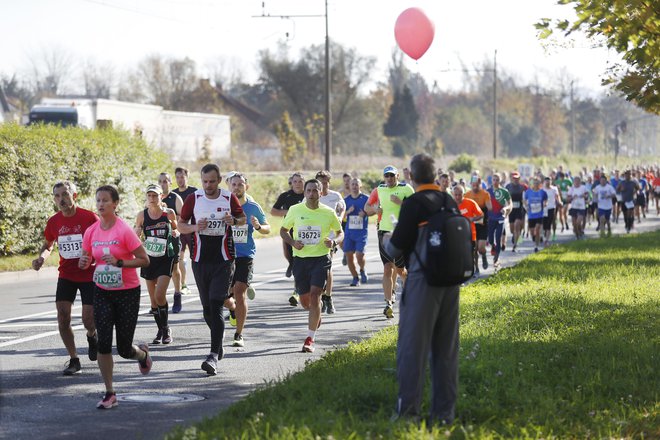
[{"xmin": 2, "ymin": 0, "xmax": 619, "ymax": 97}]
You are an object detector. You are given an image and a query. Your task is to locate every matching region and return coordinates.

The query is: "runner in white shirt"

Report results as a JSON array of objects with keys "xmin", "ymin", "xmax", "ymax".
[
  {"xmin": 314, "ymin": 170, "xmax": 346, "ymax": 314},
  {"xmin": 567, "ymin": 176, "xmax": 590, "ymax": 239},
  {"xmin": 592, "ymin": 175, "xmax": 617, "ymax": 237},
  {"xmin": 542, "ymin": 177, "xmax": 562, "ymax": 246}
]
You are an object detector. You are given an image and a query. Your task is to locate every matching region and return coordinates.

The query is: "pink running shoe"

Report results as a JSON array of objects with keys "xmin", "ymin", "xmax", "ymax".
[{"xmin": 96, "ymin": 392, "xmax": 118, "ymax": 409}]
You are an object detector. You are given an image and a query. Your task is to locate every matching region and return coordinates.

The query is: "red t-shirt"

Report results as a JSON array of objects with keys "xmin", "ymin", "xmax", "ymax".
[
  {"xmin": 44, "ymin": 207, "xmax": 99, "ymax": 282},
  {"xmin": 82, "ymin": 217, "xmax": 143, "ymax": 290}
]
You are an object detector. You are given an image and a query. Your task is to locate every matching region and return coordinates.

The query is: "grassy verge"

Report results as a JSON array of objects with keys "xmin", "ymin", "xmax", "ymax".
[
  {"xmin": 166, "ymin": 231, "xmax": 660, "ymax": 439},
  {"xmin": 0, "ymin": 250, "xmax": 60, "ymax": 272}
]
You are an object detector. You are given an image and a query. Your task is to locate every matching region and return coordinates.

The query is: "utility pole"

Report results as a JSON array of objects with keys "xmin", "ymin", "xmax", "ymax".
[
  {"xmin": 253, "ymin": 1, "xmax": 332, "ymax": 171},
  {"xmin": 570, "ymin": 80, "xmax": 575, "ymax": 154},
  {"xmin": 493, "ymin": 49, "xmax": 497, "ymax": 159}
]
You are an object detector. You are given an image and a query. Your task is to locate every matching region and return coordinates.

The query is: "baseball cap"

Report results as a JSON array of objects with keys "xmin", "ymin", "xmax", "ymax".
[
  {"xmin": 511, "ymin": 171, "xmax": 521, "ymax": 178},
  {"xmin": 383, "ymin": 165, "xmax": 398, "ymax": 175},
  {"xmin": 146, "ymin": 184, "xmax": 162, "ymax": 195},
  {"xmin": 225, "ymin": 171, "xmax": 238, "ymax": 182}
]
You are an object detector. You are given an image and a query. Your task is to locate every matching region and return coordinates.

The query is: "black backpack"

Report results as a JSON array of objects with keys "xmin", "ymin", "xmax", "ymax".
[{"xmin": 413, "ymin": 191, "xmax": 474, "ymax": 286}]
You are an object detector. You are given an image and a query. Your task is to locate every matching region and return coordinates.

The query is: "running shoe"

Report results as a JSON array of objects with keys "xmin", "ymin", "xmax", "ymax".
[
  {"xmin": 289, "ymin": 292, "xmax": 299, "ymax": 307},
  {"xmin": 482, "ymin": 254, "xmax": 489, "ymax": 270},
  {"xmin": 383, "ymin": 304, "xmax": 394, "ymax": 319},
  {"xmin": 137, "ymin": 344, "xmax": 152, "ymax": 375},
  {"xmin": 181, "ymin": 284, "xmax": 191, "ymax": 295},
  {"xmin": 152, "ymin": 329, "xmax": 162, "ymax": 345},
  {"xmin": 229, "ymin": 310, "xmax": 237, "ymax": 327},
  {"xmin": 201, "ymin": 354, "xmax": 218, "ymax": 375},
  {"xmin": 172, "ymin": 292, "xmax": 182, "ymax": 314},
  {"xmin": 342, "ymin": 254, "xmax": 347, "ymax": 266},
  {"xmin": 325, "ymin": 296, "xmax": 335, "ymax": 314},
  {"xmin": 302, "ymin": 336, "xmax": 315, "ymax": 353},
  {"xmin": 285, "ymin": 264, "xmax": 293, "ymax": 278},
  {"xmin": 517, "ymin": 235, "xmax": 524, "ymax": 245},
  {"xmin": 350, "ymin": 276, "xmax": 359, "ymax": 287},
  {"xmin": 233, "ymin": 333, "xmax": 244, "ymax": 347},
  {"xmin": 247, "ymin": 286, "xmax": 256, "ymax": 300},
  {"xmin": 63, "ymin": 358, "xmax": 81, "ymax": 376},
  {"xmin": 360, "ymin": 270, "xmax": 368, "ymax": 284},
  {"xmin": 87, "ymin": 333, "xmax": 98, "ymax": 361},
  {"xmin": 161, "ymin": 326, "xmax": 172, "ymax": 344},
  {"xmin": 501, "ymin": 242, "xmax": 506, "ymax": 251},
  {"xmin": 490, "ymin": 248, "xmax": 496, "ymax": 256},
  {"xmin": 96, "ymin": 392, "xmax": 118, "ymax": 409},
  {"xmin": 534, "ymin": 247, "xmax": 539, "ymax": 253},
  {"xmin": 321, "ymin": 295, "xmax": 327, "ymax": 313}
]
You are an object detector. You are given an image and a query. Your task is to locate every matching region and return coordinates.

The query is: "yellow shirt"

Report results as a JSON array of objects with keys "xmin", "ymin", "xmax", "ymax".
[{"xmin": 282, "ymin": 203, "xmax": 342, "ymax": 258}]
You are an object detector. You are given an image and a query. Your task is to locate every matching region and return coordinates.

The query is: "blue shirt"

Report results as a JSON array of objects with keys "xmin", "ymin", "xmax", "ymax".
[
  {"xmin": 524, "ymin": 189, "xmax": 548, "ymax": 219},
  {"xmin": 234, "ymin": 198, "xmax": 267, "ymax": 259},
  {"xmin": 343, "ymin": 193, "xmax": 369, "ymax": 236}
]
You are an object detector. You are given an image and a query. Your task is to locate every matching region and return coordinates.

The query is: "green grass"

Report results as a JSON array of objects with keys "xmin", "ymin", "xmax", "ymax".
[
  {"xmin": 0, "ymin": 249, "xmax": 60, "ymax": 272},
  {"xmin": 166, "ymin": 231, "xmax": 660, "ymax": 440}
]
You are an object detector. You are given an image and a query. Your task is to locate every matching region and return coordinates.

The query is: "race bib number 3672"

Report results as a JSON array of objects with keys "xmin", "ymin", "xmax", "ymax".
[{"xmin": 298, "ymin": 226, "xmax": 321, "ymax": 245}]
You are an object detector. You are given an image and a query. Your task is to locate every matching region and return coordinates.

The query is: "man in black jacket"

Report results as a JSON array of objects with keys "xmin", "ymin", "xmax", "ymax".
[{"xmin": 385, "ymin": 153, "xmax": 460, "ymax": 425}]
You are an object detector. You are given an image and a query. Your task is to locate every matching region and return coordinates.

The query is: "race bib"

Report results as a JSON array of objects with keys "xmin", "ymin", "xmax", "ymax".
[
  {"xmin": 298, "ymin": 225, "xmax": 321, "ymax": 245},
  {"xmin": 94, "ymin": 264, "xmax": 123, "ymax": 289},
  {"xmin": 58, "ymin": 234, "xmax": 83, "ymax": 259},
  {"xmin": 199, "ymin": 212, "xmax": 225, "ymax": 236},
  {"xmin": 530, "ymin": 202, "xmax": 542, "ymax": 214},
  {"xmin": 512, "ymin": 201, "xmax": 520, "ymax": 209},
  {"xmin": 144, "ymin": 236, "xmax": 167, "ymax": 257},
  {"xmin": 615, "ymin": 194, "xmax": 623, "ymax": 202},
  {"xmin": 232, "ymin": 225, "xmax": 249, "ymax": 243},
  {"xmin": 625, "ymin": 201, "xmax": 634, "ymax": 209},
  {"xmin": 561, "ymin": 190, "xmax": 568, "ymax": 199},
  {"xmin": 599, "ymin": 191, "xmax": 609, "ymax": 200},
  {"xmin": 348, "ymin": 216, "xmax": 363, "ymax": 230},
  {"xmin": 543, "ymin": 206, "xmax": 549, "ymax": 217}
]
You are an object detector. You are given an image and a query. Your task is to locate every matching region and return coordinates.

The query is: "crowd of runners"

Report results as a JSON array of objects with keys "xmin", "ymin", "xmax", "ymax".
[{"xmin": 31, "ymin": 162, "xmax": 660, "ymax": 408}]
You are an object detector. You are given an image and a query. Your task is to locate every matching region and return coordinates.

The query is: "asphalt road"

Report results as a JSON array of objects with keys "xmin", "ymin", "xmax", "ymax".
[{"xmin": 1, "ymin": 215, "xmax": 658, "ymax": 439}]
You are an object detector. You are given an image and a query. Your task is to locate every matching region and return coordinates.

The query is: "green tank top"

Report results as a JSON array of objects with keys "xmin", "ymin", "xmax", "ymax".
[{"xmin": 376, "ymin": 183, "xmax": 414, "ymax": 231}]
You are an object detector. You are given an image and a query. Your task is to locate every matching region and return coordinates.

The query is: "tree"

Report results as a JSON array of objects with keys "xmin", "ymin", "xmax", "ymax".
[
  {"xmin": 26, "ymin": 46, "xmax": 75, "ymax": 97},
  {"xmin": 383, "ymin": 85, "xmax": 419, "ymax": 156},
  {"xmin": 274, "ymin": 111, "xmax": 306, "ymax": 166},
  {"xmin": 537, "ymin": 0, "xmax": 660, "ymax": 113},
  {"xmin": 81, "ymin": 59, "xmax": 114, "ymax": 98}
]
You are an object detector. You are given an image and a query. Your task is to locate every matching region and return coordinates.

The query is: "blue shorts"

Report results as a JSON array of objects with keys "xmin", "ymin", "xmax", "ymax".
[
  {"xmin": 343, "ymin": 232, "xmax": 368, "ymax": 253},
  {"xmin": 598, "ymin": 208, "xmax": 611, "ymax": 220}
]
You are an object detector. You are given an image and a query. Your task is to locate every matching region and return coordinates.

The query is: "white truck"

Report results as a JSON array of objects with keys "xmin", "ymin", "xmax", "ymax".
[{"xmin": 28, "ymin": 98, "xmax": 231, "ymax": 160}]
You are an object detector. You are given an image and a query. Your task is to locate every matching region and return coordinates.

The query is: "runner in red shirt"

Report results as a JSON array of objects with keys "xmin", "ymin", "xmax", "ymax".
[{"xmin": 32, "ymin": 181, "xmax": 99, "ymax": 376}]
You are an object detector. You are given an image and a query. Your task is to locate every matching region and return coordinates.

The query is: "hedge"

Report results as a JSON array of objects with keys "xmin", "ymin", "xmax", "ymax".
[{"xmin": 0, "ymin": 123, "xmax": 171, "ymax": 255}]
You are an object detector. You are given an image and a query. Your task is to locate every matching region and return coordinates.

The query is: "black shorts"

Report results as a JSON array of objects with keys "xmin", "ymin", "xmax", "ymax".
[
  {"xmin": 231, "ymin": 257, "xmax": 254, "ymax": 287},
  {"xmin": 293, "ymin": 255, "xmax": 332, "ymax": 294},
  {"xmin": 543, "ymin": 209, "xmax": 555, "ymax": 231},
  {"xmin": 180, "ymin": 233, "xmax": 193, "ymax": 253},
  {"xmin": 528, "ymin": 217, "xmax": 543, "ymax": 229},
  {"xmin": 192, "ymin": 260, "xmax": 234, "ymax": 306},
  {"xmin": 569, "ymin": 208, "xmax": 586, "ymax": 218},
  {"xmin": 475, "ymin": 224, "xmax": 488, "ymax": 241},
  {"xmin": 378, "ymin": 230, "xmax": 405, "ymax": 268},
  {"xmin": 636, "ymin": 195, "xmax": 646, "ymax": 207},
  {"xmin": 508, "ymin": 208, "xmax": 525, "ymax": 222},
  {"xmin": 140, "ymin": 255, "xmax": 177, "ymax": 280},
  {"xmin": 55, "ymin": 278, "xmax": 95, "ymax": 305}
]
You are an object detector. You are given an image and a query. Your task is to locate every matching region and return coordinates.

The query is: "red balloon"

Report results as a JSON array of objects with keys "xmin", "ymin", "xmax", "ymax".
[{"xmin": 394, "ymin": 7, "xmax": 435, "ymax": 60}]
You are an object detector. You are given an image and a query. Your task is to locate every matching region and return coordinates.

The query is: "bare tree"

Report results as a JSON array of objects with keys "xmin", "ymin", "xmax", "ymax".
[
  {"xmin": 81, "ymin": 58, "xmax": 115, "ymax": 98},
  {"xmin": 26, "ymin": 46, "xmax": 76, "ymax": 96}
]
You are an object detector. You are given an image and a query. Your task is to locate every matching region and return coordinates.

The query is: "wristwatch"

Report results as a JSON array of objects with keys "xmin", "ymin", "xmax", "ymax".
[{"xmin": 116, "ymin": 259, "xmax": 124, "ymax": 268}]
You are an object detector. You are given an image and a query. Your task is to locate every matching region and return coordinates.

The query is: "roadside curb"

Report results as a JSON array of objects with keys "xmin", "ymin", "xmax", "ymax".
[{"xmin": 0, "ymin": 266, "xmax": 58, "ymax": 285}]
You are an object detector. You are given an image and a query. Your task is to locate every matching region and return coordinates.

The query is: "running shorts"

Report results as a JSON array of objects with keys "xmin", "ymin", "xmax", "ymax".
[
  {"xmin": 528, "ymin": 217, "xmax": 543, "ymax": 229},
  {"xmin": 55, "ymin": 278, "xmax": 95, "ymax": 305},
  {"xmin": 543, "ymin": 209, "xmax": 555, "ymax": 231},
  {"xmin": 231, "ymin": 257, "xmax": 254, "ymax": 287},
  {"xmin": 293, "ymin": 255, "xmax": 332, "ymax": 294},
  {"xmin": 343, "ymin": 232, "xmax": 368, "ymax": 253},
  {"xmin": 378, "ymin": 230, "xmax": 405, "ymax": 268}
]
